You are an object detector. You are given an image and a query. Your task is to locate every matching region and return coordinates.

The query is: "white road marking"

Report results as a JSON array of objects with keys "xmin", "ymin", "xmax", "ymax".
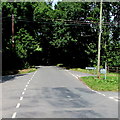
[
  {"xmin": 12, "ymin": 70, "xmax": 38, "ymax": 118},
  {"xmin": 20, "ymin": 97, "xmax": 23, "ymax": 101},
  {"xmin": 69, "ymin": 98, "xmax": 73, "ymax": 101},
  {"xmin": 94, "ymin": 91, "xmax": 106, "ymax": 96},
  {"xmin": 16, "ymin": 103, "xmax": 20, "ymax": 108},
  {"xmin": 12, "ymin": 112, "xmax": 17, "ymax": 118},
  {"xmin": 66, "ymin": 70, "xmax": 78, "ymax": 79},
  {"xmin": 24, "ymin": 88, "xmax": 27, "ymax": 91},
  {"xmin": 67, "ymin": 96, "xmax": 71, "ymax": 98},
  {"xmin": 108, "ymin": 96, "xmax": 118, "ymax": 102},
  {"xmin": 109, "ymin": 97, "xmax": 114, "ymax": 99},
  {"xmin": 101, "ymin": 94, "xmax": 105, "ymax": 96},
  {"xmin": 97, "ymin": 92, "xmax": 102, "ymax": 95},
  {"xmin": 65, "ymin": 69, "xmax": 120, "ymax": 102},
  {"xmin": 30, "ymin": 70, "xmax": 37, "ymax": 80}
]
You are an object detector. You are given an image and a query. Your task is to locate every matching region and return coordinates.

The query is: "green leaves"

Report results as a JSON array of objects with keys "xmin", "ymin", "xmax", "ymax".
[
  {"xmin": 2, "ymin": 2, "xmax": 120, "ymax": 69},
  {"xmin": 34, "ymin": 2, "xmax": 53, "ymax": 20},
  {"xmin": 14, "ymin": 28, "xmax": 37, "ymax": 59}
]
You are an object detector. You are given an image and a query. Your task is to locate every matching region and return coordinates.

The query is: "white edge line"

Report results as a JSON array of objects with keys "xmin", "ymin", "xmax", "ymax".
[
  {"xmin": 98, "ymin": 92, "xmax": 102, "ymax": 95},
  {"xmin": 109, "ymin": 97, "xmax": 118, "ymax": 102},
  {"xmin": 102, "ymin": 94, "xmax": 105, "ymax": 96},
  {"xmin": 65, "ymin": 69, "xmax": 119, "ymax": 102},
  {"xmin": 109, "ymin": 97, "xmax": 114, "ymax": 99},
  {"xmin": 65, "ymin": 69, "xmax": 109, "ymax": 98},
  {"xmin": 66, "ymin": 70, "xmax": 78, "ymax": 79},
  {"xmin": 12, "ymin": 112, "xmax": 17, "ymax": 118}
]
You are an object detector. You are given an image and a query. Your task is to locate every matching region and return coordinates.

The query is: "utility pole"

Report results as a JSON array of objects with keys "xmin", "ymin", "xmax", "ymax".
[
  {"xmin": 12, "ymin": 14, "xmax": 14, "ymax": 48},
  {"xmin": 97, "ymin": 0, "xmax": 103, "ymax": 78}
]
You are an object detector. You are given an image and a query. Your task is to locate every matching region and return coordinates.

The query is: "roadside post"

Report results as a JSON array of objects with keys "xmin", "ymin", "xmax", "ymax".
[{"xmin": 100, "ymin": 68, "xmax": 106, "ymax": 80}]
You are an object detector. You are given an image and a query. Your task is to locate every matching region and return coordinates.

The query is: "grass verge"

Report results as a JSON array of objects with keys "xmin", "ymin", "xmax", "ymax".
[
  {"xmin": 80, "ymin": 75, "xmax": 119, "ymax": 91},
  {"xmin": 81, "ymin": 76, "xmax": 119, "ymax": 91},
  {"xmin": 18, "ymin": 68, "xmax": 37, "ymax": 74},
  {"xmin": 69, "ymin": 68, "xmax": 96, "ymax": 74},
  {"xmin": 70, "ymin": 68, "xmax": 119, "ymax": 91}
]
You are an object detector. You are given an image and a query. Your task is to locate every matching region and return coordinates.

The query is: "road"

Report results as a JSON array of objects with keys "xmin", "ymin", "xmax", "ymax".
[{"xmin": 2, "ymin": 66, "xmax": 119, "ymax": 118}]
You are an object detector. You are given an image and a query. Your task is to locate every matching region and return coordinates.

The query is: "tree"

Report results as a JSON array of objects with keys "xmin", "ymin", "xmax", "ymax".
[{"xmin": 2, "ymin": 2, "xmax": 119, "ymax": 71}]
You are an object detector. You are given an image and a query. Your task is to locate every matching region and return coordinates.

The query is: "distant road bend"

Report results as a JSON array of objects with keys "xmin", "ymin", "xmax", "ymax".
[{"xmin": 2, "ymin": 66, "xmax": 118, "ymax": 118}]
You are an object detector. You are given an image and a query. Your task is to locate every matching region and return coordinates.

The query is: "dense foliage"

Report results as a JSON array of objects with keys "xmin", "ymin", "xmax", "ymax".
[{"xmin": 2, "ymin": 2, "xmax": 120, "ymax": 71}]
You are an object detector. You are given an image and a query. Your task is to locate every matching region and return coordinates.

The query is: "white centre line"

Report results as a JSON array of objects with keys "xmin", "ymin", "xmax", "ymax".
[
  {"xmin": 22, "ymin": 92, "xmax": 25, "ymax": 95},
  {"xmin": 12, "ymin": 112, "xmax": 17, "ymax": 118},
  {"xmin": 16, "ymin": 103, "xmax": 20, "ymax": 108},
  {"xmin": 67, "ymin": 96, "xmax": 71, "ymax": 98},
  {"xmin": 30, "ymin": 70, "xmax": 37, "ymax": 80},
  {"xmin": 24, "ymin": 88, "xmax": 27, "ymax": 91},
  {"xmin": 12, "ymin": 70, "xmax": 38, "ymax": 118},
  {"xmin": 20, "ymin": 97, "xmax": 23, "ymax": 101}
]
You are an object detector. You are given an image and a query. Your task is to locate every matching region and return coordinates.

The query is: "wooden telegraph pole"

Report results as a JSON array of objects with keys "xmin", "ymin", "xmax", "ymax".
[
  {"xmin": 12, "ymin": 14, "xmax": 14, "ymax": 48},
  {"xmin": 97, "ymin": 0, "xmax": 103, "ymax": 78}
]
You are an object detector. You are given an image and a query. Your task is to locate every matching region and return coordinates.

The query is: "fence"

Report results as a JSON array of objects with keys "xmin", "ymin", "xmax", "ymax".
[{"xmin": 107, "ymin": 66, "xmax": 120, "ymax": 73}]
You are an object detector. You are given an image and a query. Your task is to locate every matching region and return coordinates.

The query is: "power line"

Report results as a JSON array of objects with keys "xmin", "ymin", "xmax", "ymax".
[
  {"xmin": 1, "ymin": 17, "xmax": 118, "ymax": 27},
  {"xmin": 1, "ymin": 16, "xmax": 118, "ymax": 24}
]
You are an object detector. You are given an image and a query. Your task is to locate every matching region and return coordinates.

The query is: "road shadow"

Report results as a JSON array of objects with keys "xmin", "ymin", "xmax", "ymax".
[{"xmin": 2, "ymin": 73, "xmax": 27, "ymax": 83}]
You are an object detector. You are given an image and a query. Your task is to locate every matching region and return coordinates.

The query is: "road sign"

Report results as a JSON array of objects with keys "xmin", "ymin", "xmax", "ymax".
[
  {"xmin": 85, "ymin": 67, "xmax": 96, "ymax": 70},
  {"xmin": 100, "ymin": 69, "xmax": 106, "ymax": 74}
]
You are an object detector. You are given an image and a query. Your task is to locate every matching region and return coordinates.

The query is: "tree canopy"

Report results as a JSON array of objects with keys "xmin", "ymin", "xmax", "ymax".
[{"xmin": 2, "ymin": 2, "xmax": 120, "ymax": 71}]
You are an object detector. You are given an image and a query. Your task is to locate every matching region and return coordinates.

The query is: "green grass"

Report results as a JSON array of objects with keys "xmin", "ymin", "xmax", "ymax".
[
  {"xmin": 70, "ymin": 68, "xmax": 119, "ymax": 91},
  {"xmin": 69, "ymin": 68, "xmax": 96, "ymax": 74},
  {"xmin": 81, "ymin": 75, "xmax": 119, "ymax": 91},
  {"xmin": 18, "ymin": 68, "xmax": 37, "ymax": 74}
]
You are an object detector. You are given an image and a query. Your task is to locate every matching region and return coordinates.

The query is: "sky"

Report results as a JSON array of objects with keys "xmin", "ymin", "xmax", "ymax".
[{"xmin": 52, "ymin": 0, "xmax": 62, "ymax": 9}]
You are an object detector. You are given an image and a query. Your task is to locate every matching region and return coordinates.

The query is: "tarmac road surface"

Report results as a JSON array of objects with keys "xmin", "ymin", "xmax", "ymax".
[{"xmin": 2, "ymin": 66, "xmax": 118, "ymax": 118}]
